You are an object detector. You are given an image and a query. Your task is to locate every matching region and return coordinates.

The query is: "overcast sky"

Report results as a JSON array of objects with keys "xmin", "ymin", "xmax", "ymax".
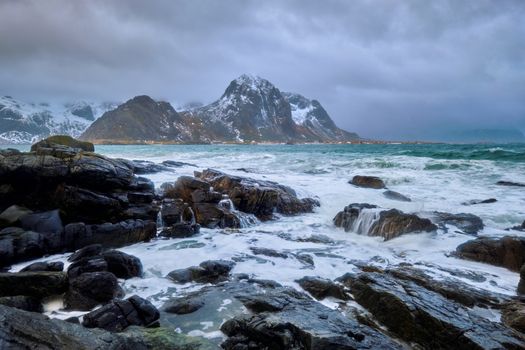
[{"xmin": 0, "ymin": 0, "xmax": 524, "ymax": 140}]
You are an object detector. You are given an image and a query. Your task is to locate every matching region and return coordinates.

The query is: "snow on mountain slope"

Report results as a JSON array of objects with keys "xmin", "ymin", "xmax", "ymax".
[{"xmin": 0, "ymin": 96, "xmax": 116, "ymax": 144}]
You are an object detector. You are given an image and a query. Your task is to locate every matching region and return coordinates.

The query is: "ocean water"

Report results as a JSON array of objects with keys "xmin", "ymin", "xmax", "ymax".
[{"xmin": 9, "ymin": 143, "xmax": 525, "ymax": 334}]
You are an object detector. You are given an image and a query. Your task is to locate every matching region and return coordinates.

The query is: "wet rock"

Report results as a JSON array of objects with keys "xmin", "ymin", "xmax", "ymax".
[
  {"xmin": 160, "ymin": 199, "xmax": 185, "ymax": 226},
  {"xmin": 344, "ymin": 271, "xmax": 525, "ymax": 349},
  {"xmin": 296, "ymin": 234, "xmax": 335, "ymax": 244},
  {"xmin": 296, "ymin": 276, "xmax": 348, "ymax": 300},
  {"xmin": 221, "ymin": 286, "xmax": 402, "ymax": 349},
  {"xmin": 20, "ymin": 261, "xmax": 64, "ymax": 272},
  {"xmin": 67, "ymin": 256, "xmax": 108, "ymax": 279},
  {"xmin": 167, "ymin": 260, "xmax": 235, "ymax": 284},
  {"xmin": 509, "ymin": 221, "xmax": 525, "ymax": 232},
  {"xmin": 193, "ymin": 202, "xmax": 241, "ymax": 229},
  {"xmin": 160, "ymin": 223, "xmax": 200, "ymax": 238},
  {"xmin": 101, "ymin": 250, "xmax": 143, "ymax": 279},
  {"xmin": 455, "ymin": 236, "xmax": 525, "ymax": 271},
  {"xmin": 502, "ymin": 300, "xmax": 525, "ymax": 333},
  {"xmin": 350, "ymin": 175, "xmax": 385, "ymax": 189},
  {"xmin": 31, "ymin": 135, "xmax": 94, "ymax": 152},
  {"xmin": 0, "ymin": 228, "xmax": 45, "ymax": 267},
  {"xmin": 497, "ymin": 181, "xmax": 525, "ymax": 187},
  {"xmin": 162, "ymin": 160, "xmax": 196, "ymax": 168},
  {"xmin": 334, "ymin": 204, "xmax": 437, "ymax": 241},
  {"xmin": 191, "ymin": 189, "xmax": 223, "ymax": 204},
  {"xmin": 250, "ymin": 247, "xmax": 288, "ymax": 259},
  {"xmin": 0, "ymin": 205, "xmax": 32, "ymax": 227},
  {"xmin": 383, "ymin": 190, "xmax": 411, "ymax": 202},
  {"xmin": 68, "ymin": 244, "xmax": 102, "ymax": 262},
  {"xmin": 82, "ymin": 295, "xmax": 160, "ymax": 332},
  {"xmin": 127, "ymin": 159, "xmax": 168, "ymax": 174},
  {"xmin": 431, "ymin": 211, "xmax": 484, "ymax": 235},
  {"xmin": 0, "ymin": 304, "xmax": 211, "ymax": 349},
  {"xmin": 65, "ymin": 271, "xmax": 122, "ymax": 311},
  {"xmin": 0, "ymin": 271, "xmax": 68, "ymax": 298},
  {"xmin": 0, "ymin": 296, "xmax": 43, "ymax": 312},
  {"xmin": 162, "ymin": 293, "xmax": 205, "ymax": 315},
  {"xmin": 385, "ymin": 266, "xmax": 509, "ymax": 308},
  {"xmin": 518, "ymin": 264, "xmax": 525, "ymax": 295},
  {"xmin": 63, "ymin": 219, "xmax": 156, "ymax": 251},
  {"xmin": 197, "ymin": 169, "xmax": 319, "ymax": 220},
  {"xmin": 162, "ymin": 176, "xmax": 210, "ymax": 203},
  {"xmin": 463, "ymin": 198, "xmax": 498, "ymax": 205}
]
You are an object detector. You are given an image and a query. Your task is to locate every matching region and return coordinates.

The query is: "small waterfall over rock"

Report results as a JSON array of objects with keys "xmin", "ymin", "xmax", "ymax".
[
  {"xmin": 352, "ymin": 208, "xmax": 382, "ymax": 235},
  {"xmin": 219, "ymin": 195, "xmax": 259, "ymax": 228}
]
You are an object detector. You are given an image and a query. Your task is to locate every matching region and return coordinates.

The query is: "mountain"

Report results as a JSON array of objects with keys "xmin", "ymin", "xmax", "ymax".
[
  {"xmin": 81, "ymin": 75, "xmax": 359, "ymax": 143},
  {"xmin": 81, "ymin": 95, "xmax": 196, "ymax": 143},
  {"xmin": 0, "ymin": 96, "xmax": 115, "ymax": 144}
]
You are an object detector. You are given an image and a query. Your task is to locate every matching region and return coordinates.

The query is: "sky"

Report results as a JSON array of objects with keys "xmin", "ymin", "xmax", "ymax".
[{"xmin": 0, "ymin": 0, "xmax": 524, "ymax": 140}]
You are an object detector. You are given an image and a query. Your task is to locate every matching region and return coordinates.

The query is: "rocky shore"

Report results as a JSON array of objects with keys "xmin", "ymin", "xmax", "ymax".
[{"xmin": 0, "ymin": 138, "xmax": 524, "ymax": 349}]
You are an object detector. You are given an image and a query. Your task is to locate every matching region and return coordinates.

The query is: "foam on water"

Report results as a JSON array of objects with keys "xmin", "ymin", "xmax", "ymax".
[{"xmin": 8, "ymin": 144, "xmax": 525, "ymax": 321}]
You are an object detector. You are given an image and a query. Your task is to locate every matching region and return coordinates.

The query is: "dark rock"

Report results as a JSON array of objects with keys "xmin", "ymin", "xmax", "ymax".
[
  {"xmin": 296, "ymin": 276, "xmax": 348, "ymax": 300},
  {"xmin": 250, "ymin": 247, "xmax": 288, "ymax": 259},
  {"xmin": 163, "ymin": 176, "xmax": 210, "ymax": 203},
  {"xmin": 0, "ymin": 304, "xmax": 210, "ymax": 349},
  {"xmin": 497, "ymin": 181, "xmax": 525, "ymax": 187},
  {"xmin": 162, "ymin": 293, "xmax": 205, "ymax": 314},
  {"xmin": 19, "ymin": 210, "xmax": 64, "ymax": 251},
  {"xmin": 221, "ymin": 286, "xmax": 402, "ymax": 349},
  {"xmin": 0, "ymin": 296, "xmax": 43, "ymax": 312},
  {"xmin": 0, "ymin": 228, "xmax": 44, "ymax": 267},
  {"xmin": 502, "ymin": 300, "xmax": 525, "ymax": 333},
  {"xmin": 30, "ymin": 135, "xmax": 94, "ymax": 152},
  {"xmin": 350, "ymin": 175, "xmax": 385, "ymax": 189},
  {"xmin": 63, "ymin": 219, "xmax": 156, "ymax": 251},
  {"xmin": 101, "ymin": 250, "xmax": 143, "ymax": 279},
  {"xmin": 20, "ymin": 261, "xmax": 64, "ymax": 272},
  {"xmin": 334, "ymin": 204, "xmax": 437, "ymax": 240},
  {"xmin": 68, "ymin": 244, "xmax": 102, "ymax": 262},
  {"xmin": 162, "ymin": 160, "xmax": 197, "ymax": 168},
  {"xmin": 463, "ymin": 198, "xmax": 498, "ymax": 205},
  {"xmin": 167, "ymin": 260, "xmax": 235, "ymax": 284},
  {"xmin": 0, "ymin": 205, "xmax": 32, "ymax": 227},
  {"xmin": 197, "ymin": 169, "xmax": 319, "ymax": 220},
  {"xmin": 518, "ymin": 264, "xmax": 525, "ymax": 295},
  {"xmin": 193, "ymin": 202, "xmax": 241, "ymax": 229},
  {"xmin": 160, "ymin": 223, "xmax": 200, "ymax": 238},
  {"xmin": 432, "ymin": 211, "xmax": 484, "ymax": 235},
  {"xmin": 65, "ymin": 271, "xmax": 122, "ymax": 311},
  {"xmin": 160, "ymin": 199, "xmax": 182, "ymax": 226},
  {"xmin": 0, "ymin": 271, "xmax": 67, "ymax": 298},
  {"xmin": 127, "ymin": 191, "xmax": 154, "ymax": 204},
  {"xmin": 385, "ymin": 266, "xmax": 509, "ymax": 308},
  {"xmin": 296, "ymin": 234, "xmax": 335, "ymax": 244},
  {"xmin": 82, "ymin": 295, "xmax": 160, "ymax": 332},
  {"xmin": 383, "ymin": 190, "xmax": 411, "ymax": 202},
  {"xmin": 67, "ymin": 256, "xmax": 108, "ymax": 280},
  {"xmin": 191, "ymin": 189, "xmax": 223, "ymax": 204},
  {"xmin": 344, "ymin": 271, "xmax": 524, "ymax": 349},
  {"xmin": 455, "ymin": 236, "xmax": 525, "ymax": 271},
  {"xmin": 127, "ymin": 160, "xmax": 168, "ymax": 174}
]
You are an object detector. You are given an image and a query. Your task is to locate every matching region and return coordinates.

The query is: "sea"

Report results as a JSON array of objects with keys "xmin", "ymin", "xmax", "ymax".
[{"xmin": 8, "ymin": 143, "xmax": 525, "ymax": 338}]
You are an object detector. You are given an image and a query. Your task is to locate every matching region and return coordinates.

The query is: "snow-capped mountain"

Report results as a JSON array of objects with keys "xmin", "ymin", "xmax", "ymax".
[
  {"xmin": 0, "ymin": 96, "xmax": 116, "ymax": 144},
  {"xmin": 80, "ymin": 74, "xmax": 360, "ymax": 143}
]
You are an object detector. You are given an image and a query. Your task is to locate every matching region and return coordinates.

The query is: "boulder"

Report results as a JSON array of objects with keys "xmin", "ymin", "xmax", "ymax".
[
  {"xmin": 193, "ymin": 202, "xmax": 241, "ymax": 229},
  {"xmin": 0, "ymin": 304, "xmax": 212, "ymax": 349},
  {"xmin": 0, "ymin": 205, "xmax": 32, "ymax": 227},
  {"xmin": 333, "ymin": 204, "xmax": 437, "ymax": 240},
  {"xmin": 432, "ymin": 212, "xmax": 484, "ymax": 235},
  {"xmin": 160, "ymin": 199, "xmax": 186, "ymax": 226},
  {"xmin": 197, "ymin": 169, "xmax": 319, "ymax": 220},
  {"xmin": 65, "ymin": 271, "xmax": 122, "ymax": 311},
  {"xmin": 0, "ymin": 228, "xmax": 45, "ymax": 267},
  {"xmin": 67, "ymin": 256, "xmax": 108, "ymax": 280},
  {"xmin": 497, "ymin": 181, "xmax": 525, "ymax": 187},
  {"xmin": 502, "ymin": 300, "xmax": 525, "ymax": 333},
  {"xmin": 455, "ymin": 236, "xmax": 525, "ymax": 271},
  {"xmin": 518, "ymin": 264, "xmax": 525, "ymax": 295},
  {"xmin": 167, "ymin": 260, "xmax": 235, "ymax": 284},
  {"xmin": 350, "ymin": 175, "xmax": 385, "ymax": 189},
  {"xmin": 68, "ymin": 244, "xmax": 102, "ymax": 262},
  {"xmin": 383, "ymin": 190, "xmax": 411, "ymax": 202},
  {"xmin": 0, "ymin": 272, "xmax": 67, "ymax": 298},
  {"xmin": 162, "ymin": 293, "xmax": 205, "ymax": 315},
  {"xmin": 20, "ymin": 261, "xmax": 64, "ymax": 272},
  {"xmin": 296, "ymin": 276, "xmax": 348, "ymax": 300},
  {"xmin": 221, "ymin": 286, "xmax": 402, "ymax": 349},
  {"xmin": 343, "ymin": 271, "xmax": 524, "ymax": 349},
  {"xmin": 101, "ymin": 250, "xmax": 143, "ymax": 279},
  {"xmin": 19, "ymin": 210, "xmax": 64, "ymax": 250},
  {"xmin": 30, "ymin": 135, "xmax": 95, "ymax": 152},
  {"xmin": 162, "ymin": 176, "xmax": 210, "ymax": 203},
  {"xmin": 159, "ymin": 223, "xmax": 200, "ymax": 238},
  {"xmin": 126, "ymin": 160, "xmax": 168, "ymax": 174},
  {"xmin": 82, "ymin": 295, "xmax": 160, "ymax": 332},
  {"xmin": 463, "ymin": 198, "xmax": 497, "ymax": 205},
  {"xmin": 0, "ymin": 296, "xmax": 43, "ymax": 312}
]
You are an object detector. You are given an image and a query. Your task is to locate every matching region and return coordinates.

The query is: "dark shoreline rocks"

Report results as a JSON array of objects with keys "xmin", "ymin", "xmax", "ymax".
[
  {"xmin": 350, "ymin": 175, "xmax": 386, "ymax": 189},
  {"xmin": 334, "ymin": 203, "xmax": 436, "ymax": 240},
  {"xmin": 455, "ymin": 236, "xmax": 525, "ymax": 272}
]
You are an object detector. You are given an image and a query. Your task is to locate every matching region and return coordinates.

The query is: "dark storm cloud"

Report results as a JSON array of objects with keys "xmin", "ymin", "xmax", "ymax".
[{"xmin": 0, "ymin": 0, "xmax": 524, "ymax": 140}]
